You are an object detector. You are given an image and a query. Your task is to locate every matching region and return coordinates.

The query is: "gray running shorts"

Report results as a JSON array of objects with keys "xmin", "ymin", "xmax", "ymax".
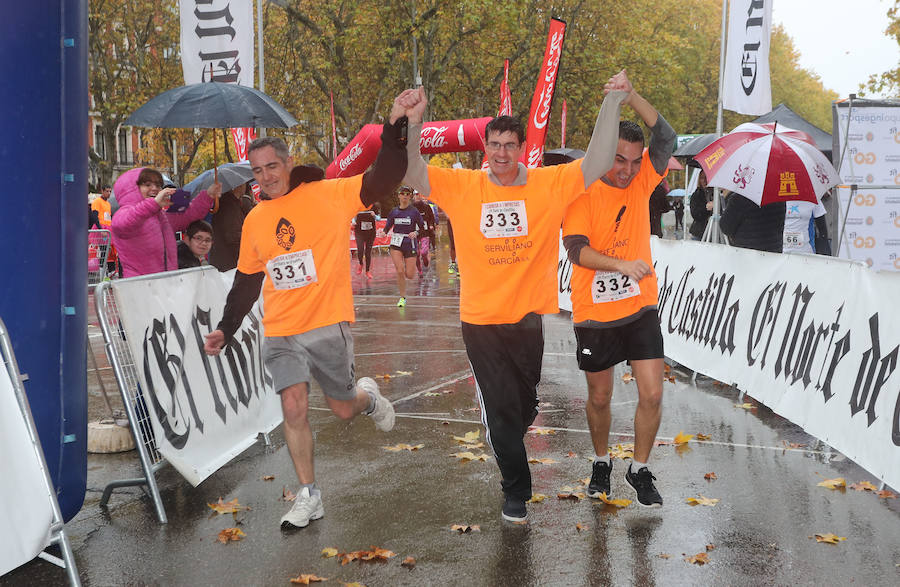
[{"xmin": 262, "ymin": 322, "xmax": 357, "ymax": 401}]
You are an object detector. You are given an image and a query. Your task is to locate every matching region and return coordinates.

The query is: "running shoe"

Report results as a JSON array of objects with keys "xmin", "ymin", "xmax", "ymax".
[
  {"xmin": 448, "ymin": 261, "xmax": 458, "ymax": 274},
  {"xmin": 280, "ymin": 487, "xmax": 324, "ymax": 529},
  {"xmin": 625, "ymin": 465, "xmax": 663, "ymax": 508},
  {"xmin": 358, "ymin": 377, "xmax": 395, "ymax": 431},
  {"xmin": 365, "ymin": 271, "xmax": 373, "ymax": 279},
  {"xmin": 501, "ymin": 494, "xmax": 527, "ymax": 522},
  {"xmin": 587, "ymin": 460, "xmax": 612, "ymax": 498},
  {"xmin": 356, "ymin": 264, "xmax": 363, "ymax": 274},
  {"xmin": 397, "ymin": 297, "xmax": 406, "ymax": 307}
]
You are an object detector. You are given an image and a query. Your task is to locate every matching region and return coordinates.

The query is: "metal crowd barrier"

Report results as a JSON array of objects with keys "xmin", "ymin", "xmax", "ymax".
[
  {"xmin": 93, "ymin": 279, "xmax": 168, "ymax": 524},
  {"xmin": 0, "ymin": 318, "xmax": 81, "ymax": 586},
  {"xmin": 87, "ymin": 229, "xmax": 112, "ymax": 286}
]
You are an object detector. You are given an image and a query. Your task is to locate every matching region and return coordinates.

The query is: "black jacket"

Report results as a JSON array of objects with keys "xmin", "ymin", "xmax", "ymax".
[
  {"xmin": 719, "ymin": 194, "xmax": 786, "ymax": 253},
  {"xmin": 689, "ymin": 187, "xmax": 713, "ymax": 239}
]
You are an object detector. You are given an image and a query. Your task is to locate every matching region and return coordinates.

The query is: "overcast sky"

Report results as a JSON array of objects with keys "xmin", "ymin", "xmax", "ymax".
[{"xmin": 771, "ymin": 0, "xmax": 899, "ymax": 99}]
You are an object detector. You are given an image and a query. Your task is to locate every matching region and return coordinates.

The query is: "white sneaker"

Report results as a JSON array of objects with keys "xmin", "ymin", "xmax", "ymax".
[
  {"xmin": 280, "ymin": 487, "xmax": 324, "ymax": 529},
  {"xmin": 358, "ymin": 377, "xmax": 395, "ymax": 432}
]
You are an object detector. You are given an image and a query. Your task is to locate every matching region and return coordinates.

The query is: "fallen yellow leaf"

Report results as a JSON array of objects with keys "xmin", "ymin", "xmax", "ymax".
[
  {"xmin": 396, "ymin": 370, "xmax": 413, "ymax": 376},
  {"xmin": 575, "ymin": 522, "xmax": 587, "ymax": 532},
  {"xmin": 696, "ymin": 433, "xmax": 711, "ymax": 441},
  {"xmin": 461, "ymin": 442, "xmax": 484, "ymax": 450},
  {"xmin": 876, "ymin": 490, "xmax": 897, "ymax": 499},
  {"xmin": 704, "ymin": 472, "xmax": 718, "ymax": 481},
  {"xmin": 734, "ymin": 403, "xmax": 754, "ymax": 409},
  {"xmin": 594, "ymin": 492, "xmax": 631, "ymax": 508},
  {"xmin": 321, "ymin": 547, "xmax": 338, "ymax": 558},
  {"xmin": 383, "ymin": 443, "xmax": 425, "ymax": 452},
  {"xmin": 282, "ymin": 487, "xmax": 296, "ymax": 501},
  {"xmin": 658, "ymin": 553, "xmax": 671, "ymax": 560},
  {"xmin": 673, "ymin": 431, "xmax": 694, "ymax": 445},
  {"xmin": 608, "ymin": 443, "xmax": 634, "ymax": 460},
  {"xmin": 450, "ymin": 524, "xmax": 481, "ymax": 533},
  {"xmin": 621, "ymin": 372, "xmax": 635, "ymax": 382},
  {"xmin": 527, "ymin": 493, "xmax": 548, "ymax": 503},
  {"xmin": 684, "ymin": 552, "xmax": 709, "ymax": 565},
  {"xmin": 450, "ymin": 451, "xmax": 490, "ymax": 462},
  {"xmin": 289, "ymin": 574, "xmax": 328, "ymax": 584},
  {"xmin": 528, "ymin": 428, "xmax": 556, "ymax": 436},
  {"xmin": 216, "ymin": 528, "xmax": 246, "ymax": 543},
  {"xmin": 262, "ymin": 475, "xmax": 275, "ymax": 481},
  {"xmin": 849, "ymin": 481, "xmax": 878, "ymax": 492},
  {"xmin": 207, "ymin": 497, "xmax": 250, "ymax": 515},
  {"xmin": 453, "ymin": 430, "xmax": 480, "ymax": 444},
  {"xmin": 814, "ymin": 533, "xmax": 847, "ymax": 544},
  {"xmin": 401, "ymin": 556, "xmax": 416, "ymax": 569},
  {"xmin": 528, "ymin": 457, "xmax": 557, "ymax": 464},
  {"xmin": 817, "ymin": 477, "xmax": 846, "ymax": 490},
  {"xmin": 685, "ymin": 495, "xmax": 720, "ymax": 506},
  {"xmin": 557, "ymin": 491, "xmax": 586, "ymax": 501}
]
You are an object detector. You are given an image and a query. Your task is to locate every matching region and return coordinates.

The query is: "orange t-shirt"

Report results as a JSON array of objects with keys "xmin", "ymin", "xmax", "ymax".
[
  {"xmin": 92, "ymin": 197, "xmax": 112, "ymax": 227},
  {"xmin": 237, "ymin": 176, "xmax": 364, "ymax": 336},
  {"xmin": 562, "ymin": 151, "xmax": 664, "ymax": 325},
  {"xmin": 427, "ymin": 162, "xmax": 585, "ymax": 324}
]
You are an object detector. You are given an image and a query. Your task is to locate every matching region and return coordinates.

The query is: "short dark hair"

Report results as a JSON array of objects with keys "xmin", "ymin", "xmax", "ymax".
[
  {"xmin": 619, "ymin": 120, "xmax": 645, "ymax": 146},
  {"xmin": 248, "ymin": 136, "xmax": 290, "ymax": 161},
  {"xmin": 102, "ymin": 185, "xmax": 111, "ymax": 190},
  {"xmin": 185, "ymin": 219, "xmax": 213, "ymax": 239},
  {"xmin": 485, "ymin": 115, "xmax": 525, "ymax": 144},
  {"xmin": 136, "ymin": 168, "xmax": 163, "ymax": 187}
]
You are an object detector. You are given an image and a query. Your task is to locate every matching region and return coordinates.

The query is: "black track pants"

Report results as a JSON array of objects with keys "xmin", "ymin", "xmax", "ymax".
[{"xmin": 461, "ymin": 313, "xmax": 543, "ymax": 500}]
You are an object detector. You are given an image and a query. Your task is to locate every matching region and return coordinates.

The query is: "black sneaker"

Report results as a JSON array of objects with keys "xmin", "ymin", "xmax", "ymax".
[
  {"xmin": 501, "ymin": 495, "xmax": 527, "ymax": 522},
  {"xmin": 587, "ymin": 460, "xmax": 612, "ymax": 498},
  {"xmin": 625, "ymin": 465, "xmax": 663, "ymax": 508}
]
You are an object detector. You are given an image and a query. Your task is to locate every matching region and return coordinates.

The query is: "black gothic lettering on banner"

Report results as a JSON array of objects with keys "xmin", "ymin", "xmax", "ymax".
[
  {"xmin": 141, "ymin": 304, "xmax": 273, "ymax": 451},
  {"xmin": 558, "ymin": 257, "xmax": 572, "ymax": 296},
  {"xmin": 192, "ymin": 1, "xmax": 242, "ymax": 83},
  {"xmin": 740, "ymin": 1, "xmax": 766, "ymax": 95},
  {"xmin": 850, "ymin": 314, "xmax": 899, "ymax": 428},
  {"xmin": 657, "ymin": 265, "xmax": 738, "ymax": 355}
]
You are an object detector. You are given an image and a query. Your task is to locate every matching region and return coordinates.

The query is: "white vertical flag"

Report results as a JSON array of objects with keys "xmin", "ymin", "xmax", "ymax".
[
  {"xmin": 180, "ymin": 0, "xmax": 254, "ymax": 86},
  {"xmin": 723, "ymin": 0, "xmax": 772, "ymax": 115}
]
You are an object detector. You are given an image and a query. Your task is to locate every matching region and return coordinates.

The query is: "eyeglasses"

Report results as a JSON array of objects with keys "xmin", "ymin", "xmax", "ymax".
[
  {"xmin": 486, "ymin": 141, "xmax": 520, "ymax": 152},
  {"xmin": 192, "ymin": 236, "xmax": 213, "ymax": 244}
]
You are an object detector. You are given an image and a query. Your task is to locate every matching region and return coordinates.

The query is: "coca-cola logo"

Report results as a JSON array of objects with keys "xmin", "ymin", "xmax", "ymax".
[
  {"xmin": 420, "ymin": 125, "xmax": 449, "ymax": 150},
  {"xmin": 533, "ymin": 31, "xmax": 563, "ymax": 130},
  {"xmin": 339, "ymin": 144, "xmax": 363, "ymax": 171},
  {"xmin": 527, "ymin": 145, "xmax": 543, "ymax": 168}
]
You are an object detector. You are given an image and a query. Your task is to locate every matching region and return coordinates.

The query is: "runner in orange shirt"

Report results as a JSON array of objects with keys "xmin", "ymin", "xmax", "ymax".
[
  {"xmin": 396, "ymin": 80, "xmax": 627, "ymax": 522},
  {"xmin": 203, "ymin": 90, "xmax": 413, "ymax": 530},
  {"xmin": 562, "ymin": 70, "xmax": 675, "ymax": 508}
]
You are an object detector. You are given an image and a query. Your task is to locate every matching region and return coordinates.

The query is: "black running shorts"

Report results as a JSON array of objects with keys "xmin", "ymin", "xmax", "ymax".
[{"xmin": 574, "ymin": 309, "xmax": 664, "ymax": 372}]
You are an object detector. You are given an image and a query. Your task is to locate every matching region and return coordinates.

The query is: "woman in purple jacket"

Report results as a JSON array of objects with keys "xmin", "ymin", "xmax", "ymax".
[{"xmin": 111, "ymin": 167, "xmax": 220, "ymax": 277}]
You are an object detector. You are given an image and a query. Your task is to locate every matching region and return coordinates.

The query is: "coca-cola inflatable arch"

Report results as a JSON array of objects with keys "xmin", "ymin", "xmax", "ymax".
[{"xmin": 326, "ymin": 117, "xmax": 492, "ymax": 178}]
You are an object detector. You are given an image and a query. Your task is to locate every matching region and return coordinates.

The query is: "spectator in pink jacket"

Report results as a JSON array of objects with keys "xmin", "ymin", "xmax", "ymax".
[{"xmin": 111, "ymin": 167, "xmax": 221, "ymax": 277}]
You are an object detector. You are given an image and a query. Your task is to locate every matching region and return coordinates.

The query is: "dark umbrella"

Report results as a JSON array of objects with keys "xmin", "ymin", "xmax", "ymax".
[
  {"xmin": 673, "ymin": 133, "xmax": 717, "ymax": 158},
  {"xmin": 543, "ymin": 147, "xmax": 585, "ymax": 166},
  {"xmin": 124, "ymin": 81, "xmax": 298, "ymax": 129}
]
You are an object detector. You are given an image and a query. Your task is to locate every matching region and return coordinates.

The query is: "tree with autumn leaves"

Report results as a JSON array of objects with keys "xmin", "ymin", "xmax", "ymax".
[
  {"xmin": 89, "ymin": 0, "xmax": 844, "ymax": 182},
  {"xmin": 864, "ymin": 0, "xmax": 900, "ymax": 97}
]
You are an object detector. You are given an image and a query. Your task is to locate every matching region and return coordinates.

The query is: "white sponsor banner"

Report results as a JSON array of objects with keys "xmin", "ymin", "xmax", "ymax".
[
  {"xmin": 653, "ymin": 239, "xmax": 900, "ymax": 490},
  {"xmin": 180, "ymin": 0, "xmax": 254, "ymax": 86},
  {"xmin": 723, "ymin": 0, "xmax": 772, "ymax": 115},
  {"xmin": 832, "ymin": 103, "xmax": 900, "ymax": 271},
  {"xmin": 112, "ymin": 268, "xmax": 281, "ymax": 486},
  {"xmin": 0, "ymin": 363, "xmax": 53, "ymax": 575},
  {"xmin": 557, "ymin": 231, "xmax": 573, "ymax": 312}
]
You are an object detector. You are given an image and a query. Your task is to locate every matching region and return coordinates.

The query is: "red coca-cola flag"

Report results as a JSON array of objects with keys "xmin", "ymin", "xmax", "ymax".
[
  {"xmin": 482, "ymin": 59, "xmax": 513, "ymax": 170},
  {"xmin": 330, "ymin": 90, "xmax": 338, "ymax": 160},
  {"xmin": 561, "ymin": 99, "xmax": 567, "ymax": 148},
  {"xmin": 326, "ymin": 117, "xmax": 492, "ymax": 178},
  {"xmin": 521, "ymin": 18, "xmax": 566, "ymax": 168},
  {"xmin": 230, "ymin": 127, "xmax": 256, "ymax": 162}
]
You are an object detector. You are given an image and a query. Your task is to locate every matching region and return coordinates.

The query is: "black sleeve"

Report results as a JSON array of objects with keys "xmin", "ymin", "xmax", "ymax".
[
  {"xmin": 360, "ymin": 117, "xmax": 408, "ymax": 207},
  {"xmin": 648, "ymin": 114, "xmax": 676, "ymax": 175},
  {"xmin": 563, "ymin": 234, "xmax": 590, "ymax": 265},
  {"xmin": 814, "ymin": 215, "xmax": 831, "ymax": 255},
  {"xmin": 216, "ymin": 270, "xmax": 265, "ymax": 344},
  {"xmin": 719, "ymin": 195, "xmax": 746, "ymax": 237}
]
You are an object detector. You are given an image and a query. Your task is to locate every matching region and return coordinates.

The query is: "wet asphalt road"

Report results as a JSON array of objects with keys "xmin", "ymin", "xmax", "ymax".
[{"xmin": 5, "ymin": 235, "xmax": 900, "ymax": 586}]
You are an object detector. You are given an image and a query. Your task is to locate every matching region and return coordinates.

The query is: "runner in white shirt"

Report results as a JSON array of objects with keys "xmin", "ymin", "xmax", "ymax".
[{"xmin": 783, "ymin": 200, "xmax": 827, "ymax": 255}]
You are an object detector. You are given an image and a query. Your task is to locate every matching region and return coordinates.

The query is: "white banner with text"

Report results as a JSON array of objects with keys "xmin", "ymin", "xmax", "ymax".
[
  {"xmin": 180, "ymin": 0, "xmax": 254, "ymax": 85},
  {"xmin": 0, "ymin": 363, "xmax": 53, "ymax": 576},
  {"xmin": 723, "ymin": 0, "xmax": 772, "ymax": 115},
  {"xmin": 652, "ymin": 239, "xmax": 900, "ymax": 489},
  {"xmin": 112, "ymin": 269, "xmax": 281, "ymax": 486}
]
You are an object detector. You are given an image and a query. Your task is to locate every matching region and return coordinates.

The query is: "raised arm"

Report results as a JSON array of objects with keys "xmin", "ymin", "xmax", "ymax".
[
  {"xmin": 580, "ymin": 90, "xmax": 628, "ymax": 188},
  {"xmin": 359, "ymin": 92, "xmax": 412, "ymax": 207},
  {"xmin": 400, "ymin": 88, "xmax": 431, "ymax": 196}
]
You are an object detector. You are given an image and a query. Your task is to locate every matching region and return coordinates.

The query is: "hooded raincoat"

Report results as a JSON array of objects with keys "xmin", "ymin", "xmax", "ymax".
[{"xmin": 111, "ymin": 167, "xmax": 214, "ymax": 277}]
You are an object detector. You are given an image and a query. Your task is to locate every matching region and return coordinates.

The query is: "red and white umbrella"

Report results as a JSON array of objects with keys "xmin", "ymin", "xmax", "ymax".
[{"xmin": 694, "ymin": 122, "xmax": 840, "ymax": 206}]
